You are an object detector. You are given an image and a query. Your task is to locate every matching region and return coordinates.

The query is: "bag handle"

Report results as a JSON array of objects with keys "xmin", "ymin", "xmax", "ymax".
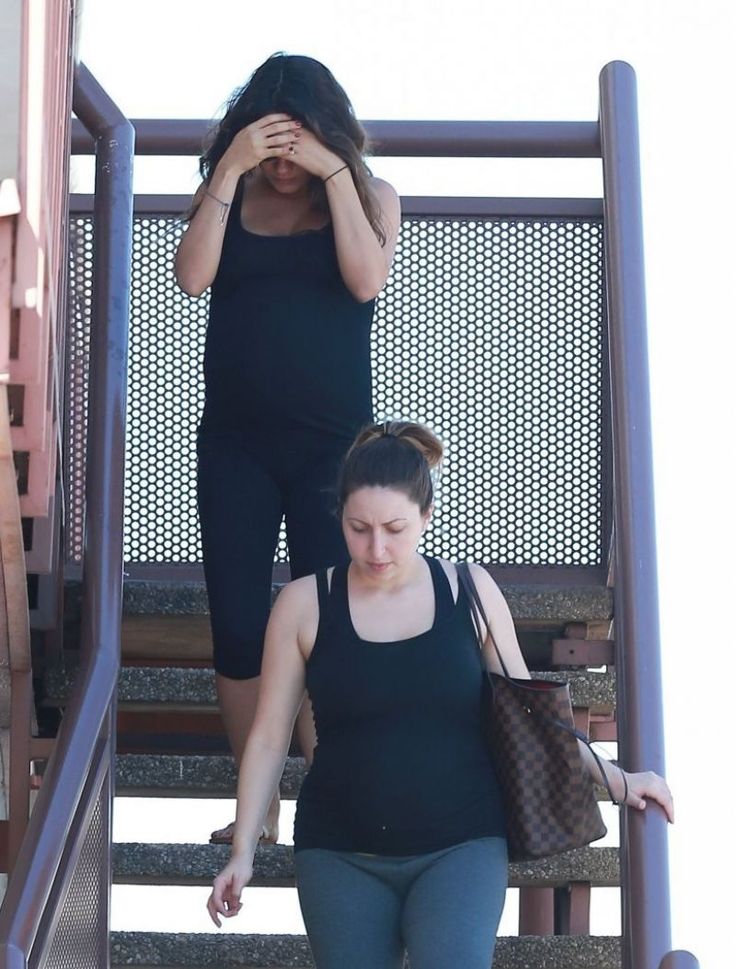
[{"xmin": 456, "ymin": 562, "xmax": 625, "ymax": 807}]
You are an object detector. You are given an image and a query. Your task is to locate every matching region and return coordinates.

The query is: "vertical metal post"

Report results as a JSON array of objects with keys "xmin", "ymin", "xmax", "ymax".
[
  {"xmin": 599, "ymin": 61, "xmax": 671, "ymax": 969},
  {"xmin": 518, "ymin": 889, "xmax": 554, "ymax": 935},
  {"xmin": 74, "ymin": 62, "xmax": 132, "ymax": 668}
]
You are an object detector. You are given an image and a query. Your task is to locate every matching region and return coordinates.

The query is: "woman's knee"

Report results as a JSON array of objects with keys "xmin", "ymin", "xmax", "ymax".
[{"xmin": 212, "ymin": 629, "xmax": 264, "ymax": 680}]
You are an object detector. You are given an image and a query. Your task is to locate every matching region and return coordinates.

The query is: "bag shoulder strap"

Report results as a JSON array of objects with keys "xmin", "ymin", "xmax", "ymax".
[{"xmin": 456, "ymin": 562, "xmax": 510, "ymax": 678}]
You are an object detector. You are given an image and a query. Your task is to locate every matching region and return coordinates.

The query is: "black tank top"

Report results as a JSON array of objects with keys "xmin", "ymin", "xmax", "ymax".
[
  {"xmin": 294, "ymin": 556, "xmax": 506, "ymax": 855},
  {"xmin": 200, "ymin": 185, "xmax": 374, "ymax": 442}
]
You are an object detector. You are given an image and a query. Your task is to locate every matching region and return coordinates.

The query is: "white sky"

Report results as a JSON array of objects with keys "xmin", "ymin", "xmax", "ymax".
[{"xmin": 79, "ymin": 1, "xmax": 735, "ymax": 964}]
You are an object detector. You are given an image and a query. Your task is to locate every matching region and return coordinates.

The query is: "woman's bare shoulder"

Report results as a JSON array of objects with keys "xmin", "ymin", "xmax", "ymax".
[
  {"xmin": 273, "ymin": 573, "xmax": 318, "ymax": 614},
  {"xmin": 367, "ymin": 175, "xmax": 399, "ymax": 204}
]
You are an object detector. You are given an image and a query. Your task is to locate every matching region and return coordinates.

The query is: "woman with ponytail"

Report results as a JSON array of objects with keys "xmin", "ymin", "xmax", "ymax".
[
  {"xmin": 207, "ymin": 419, "xmax": 673, "ymax": 967},
  {"xmin": 175, "ymin": 54, "xmax": 400, "ymax": 845}
]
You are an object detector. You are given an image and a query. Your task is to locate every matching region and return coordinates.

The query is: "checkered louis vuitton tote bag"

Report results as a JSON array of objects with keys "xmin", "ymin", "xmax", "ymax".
[{"xmin": 457, "ymin": 563, "xmax": 615, "ymax": 862}]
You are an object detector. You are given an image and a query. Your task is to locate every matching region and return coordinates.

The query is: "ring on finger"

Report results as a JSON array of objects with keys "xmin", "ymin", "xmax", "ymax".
[{"xmin": 288, "ymin": 144, "xmax": 295, "ymax": 155}]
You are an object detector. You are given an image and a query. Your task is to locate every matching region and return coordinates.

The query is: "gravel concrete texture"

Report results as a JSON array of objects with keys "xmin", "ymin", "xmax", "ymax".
[{"xmin": 110, "ymin": 931, "xmax": 621, "ymax": 967}]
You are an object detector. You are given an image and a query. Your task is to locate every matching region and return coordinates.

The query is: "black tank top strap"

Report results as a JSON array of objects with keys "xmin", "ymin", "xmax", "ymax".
[
  {"xmin": 315, "ymin": 569, "xmax": 331, "ymax": 619},
  {"xmin": 321, "ymin": 562, "xmax": 351, "ymax": 633},
  {"xmin": 424, "ymin": 556, "xmax": 456, "ymax": 616}
]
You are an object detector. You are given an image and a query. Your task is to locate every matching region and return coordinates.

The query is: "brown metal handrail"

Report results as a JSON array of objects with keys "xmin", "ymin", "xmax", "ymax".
[
  {"xmin": 71, "ymin": 117, "xmax": 601, "ymax": 158},
  {"xmin": 0, "ymin": 63, "xmax": 133, "ymax": 968}
]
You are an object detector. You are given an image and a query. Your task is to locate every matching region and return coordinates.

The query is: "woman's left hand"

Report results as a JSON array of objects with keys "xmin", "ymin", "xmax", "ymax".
[
  {"xmin": 289, "ymin": 129, "xmax": 344, "ymax": 180},
  {"xmin": 622, "ymin": 769, "xmax": 675, "ymax": 823}
]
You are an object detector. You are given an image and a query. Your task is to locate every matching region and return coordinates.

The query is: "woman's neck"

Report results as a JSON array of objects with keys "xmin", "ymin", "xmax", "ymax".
[
  {"xmin": 348, "ymin": 553, "xmax": 427, "ymax": 594},
  {"xmin": 242, "ymin": 174, "xmax": 327, "ymax": 235}
]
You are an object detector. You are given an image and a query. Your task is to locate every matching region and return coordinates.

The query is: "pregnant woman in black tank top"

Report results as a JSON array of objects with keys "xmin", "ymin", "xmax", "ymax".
[
  {"xmin": 175, "ymin": 54, "xmax": 400, "ymax": 844},
  {"xmin": 206, "ymin": 422, "xmax": 673, "ymax": 969}
]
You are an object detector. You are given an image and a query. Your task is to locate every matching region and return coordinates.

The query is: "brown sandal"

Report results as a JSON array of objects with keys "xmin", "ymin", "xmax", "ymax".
[
  {"xmin": 209, "ymin": 820, "xmax": 279, "ymax": 845},
  {"xmin": 209, "ymin": 821, "xmax": 236, "ymax": 845}
]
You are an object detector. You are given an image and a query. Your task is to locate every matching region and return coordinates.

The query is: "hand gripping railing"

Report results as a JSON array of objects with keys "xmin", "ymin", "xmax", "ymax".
[{"xmin": 0, "ymin": 64, "xmax": 133, "ymax": 968}]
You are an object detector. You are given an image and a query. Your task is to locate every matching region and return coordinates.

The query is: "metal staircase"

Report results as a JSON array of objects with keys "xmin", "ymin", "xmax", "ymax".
[{"xmin": 0, "ymin": 54, "xmax": 700, "ymax": 969}]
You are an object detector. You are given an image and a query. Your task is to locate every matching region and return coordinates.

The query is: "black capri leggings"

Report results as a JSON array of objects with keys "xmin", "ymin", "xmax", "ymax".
[{"xmin": 197, "ymin": 428, "xmax": 350, "ymax": 679}]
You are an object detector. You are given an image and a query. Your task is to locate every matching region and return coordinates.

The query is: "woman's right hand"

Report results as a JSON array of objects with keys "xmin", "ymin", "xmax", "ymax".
[
  {"xmin": 206, "ymin": 853, "xmax": 254, "ymax": 927},
  {"xmin": 220, "ymin": 114, "xmax": 302, "ymax": 176}
]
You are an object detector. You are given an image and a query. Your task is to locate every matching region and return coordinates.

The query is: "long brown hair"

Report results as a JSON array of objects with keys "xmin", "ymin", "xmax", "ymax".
[{"xmin": 199, "ymin": 53, "xmax": 386, "ymax": 244}]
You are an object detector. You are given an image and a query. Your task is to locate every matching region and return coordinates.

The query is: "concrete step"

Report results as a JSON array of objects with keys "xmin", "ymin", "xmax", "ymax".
[
  {"xmin": 112, "ymin": 842, "xmax": 619, "ymax": 889},
  {"xmin": 48, "ymin": 665, "xmax": 616, "ymax": 714},
  {"xmin": 115, "ymin": 754, "xmax": 304, "ymax": 799},
  {"xmin": 115, "ymin": 753, "xmax": 611, "ymax": 801},
  {"xmin": 66, "ymin": 577, "xmax": 612, "ymax": 623},
  {"xmin": 63, "ymin": 578, "xmax": 614, "ymax": 663},
  {"xmin": 110, "ymin": 931, "xmax": 621, "ymax": 968}
]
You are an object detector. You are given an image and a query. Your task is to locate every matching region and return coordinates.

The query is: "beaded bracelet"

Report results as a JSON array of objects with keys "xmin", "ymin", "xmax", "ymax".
[{"xmin": 323, "ymin": 164, "xmax": 349, "ymax": 183}]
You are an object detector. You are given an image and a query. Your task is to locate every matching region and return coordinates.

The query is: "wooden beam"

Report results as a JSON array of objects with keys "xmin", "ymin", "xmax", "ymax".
[{"xmin": 552, "ymin": 639, "xmax": 615, "ymax": 667}]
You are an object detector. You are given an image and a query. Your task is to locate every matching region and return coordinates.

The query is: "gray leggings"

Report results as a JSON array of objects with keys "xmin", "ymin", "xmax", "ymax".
[{"xmin": 295, "ymin": 837, "xmax": 508, "ymax": 969}]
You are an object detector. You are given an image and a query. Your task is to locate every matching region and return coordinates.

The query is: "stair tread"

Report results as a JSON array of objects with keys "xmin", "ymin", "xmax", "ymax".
[
  {"xmin": 115, "ymin": 753, "xmax": 611, "ymax": 802},
  {"xmin": 112, "ymin": 842, "xmax": 620, "ymax": 888},
  {"xmin": 65, "ymin": 577, "xmax": 613, "ymax": 622},
  {"xmin": 49, "ymin": 665, "xmax": 616, "ymax": 713},
  {"xmin": 64, "ymin": 581, "xmax": 613, "ymax": 664},
  {"xmin": 115, "ymin": 754, "xmax": 303, "ymax": 798},
  {"xmin": 110, "ymin": 931, "xmax": 621, "ymax": 968}
]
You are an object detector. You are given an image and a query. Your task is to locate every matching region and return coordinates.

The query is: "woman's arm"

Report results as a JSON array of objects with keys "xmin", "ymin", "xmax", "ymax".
[
  {"xmin": 206, "ymin": 577, "xmax": 314, "ymax": 926},
  {"xmin": 175, "ymin": 114, "xmax": 301, "ymax": 296},
  {"xmin": 469, "ymin": 563, "xmax": 531, "ymax": 679},
  {"xmin": 291, "ymin": 131, "xmax": 401, "ymax": 302},
  {"xmin": 469, "ymin": 564, "xmax": 674, "ymax": 822},
  {"xmin": 326, "ymin": 173, "xmax": 401, "ymax": 302}
]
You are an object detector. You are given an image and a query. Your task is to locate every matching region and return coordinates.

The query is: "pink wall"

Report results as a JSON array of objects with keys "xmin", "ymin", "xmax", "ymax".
[{"xmin": 2, "ymin": 0, "xmax": 75, "ymax": 571}]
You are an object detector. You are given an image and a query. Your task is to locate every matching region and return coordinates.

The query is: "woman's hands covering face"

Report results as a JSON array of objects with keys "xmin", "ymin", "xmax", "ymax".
[
  {"xmin": 221, "ymin": 114, "xmax": 302, "ymax": 175},
  {"xmin": 285, "ymin": 128, "xmax": 344, "ymax": 181}
]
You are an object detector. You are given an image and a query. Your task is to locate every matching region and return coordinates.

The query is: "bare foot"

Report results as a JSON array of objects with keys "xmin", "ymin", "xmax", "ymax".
[
  {"xmin": 263, "ymin": 790, "xmax": 280, "ymax": 843},
  {"xmin": 260, "ymin": 820, "xmax": 279, "ymax": 844}
]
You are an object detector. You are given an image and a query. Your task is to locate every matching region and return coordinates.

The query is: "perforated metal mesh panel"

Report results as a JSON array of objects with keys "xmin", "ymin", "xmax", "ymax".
[
  {"xmin": 36, "ymin": 783, "xmax": 108, "ymax": 969},
  {"xmin": 65, "ymin": 219, "xmax": 93, "ymax": 564},
  {"xmin": 376, "ymin": 219, "xmax": 605, "ymax": 565},
  {"xmin": 125, "ymin": 218, "xmax": 204, "ymax": 563},
  {"xmin": 66, "ymin": 210, "xmax": 605, "ymax": 568}
]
